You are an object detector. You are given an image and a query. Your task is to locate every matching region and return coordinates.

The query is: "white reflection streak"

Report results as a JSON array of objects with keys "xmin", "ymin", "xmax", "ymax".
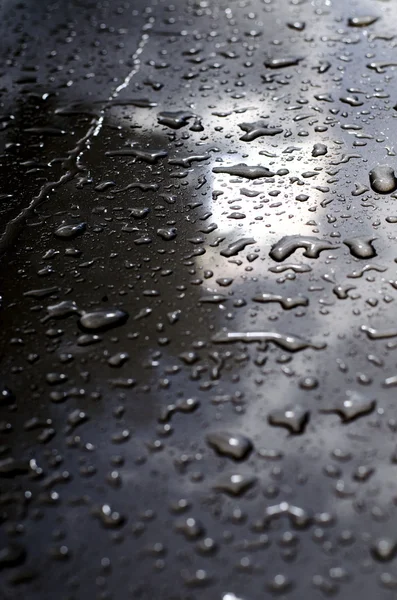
[{"xmin": 93, "ymin": 22, "xmax": 154, "ymax": 138}]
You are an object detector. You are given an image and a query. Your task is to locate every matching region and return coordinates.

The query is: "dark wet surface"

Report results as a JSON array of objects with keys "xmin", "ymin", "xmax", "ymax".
[{"xmin": 4, "ymin": 0, "xmax": 397, "ymax": 598}]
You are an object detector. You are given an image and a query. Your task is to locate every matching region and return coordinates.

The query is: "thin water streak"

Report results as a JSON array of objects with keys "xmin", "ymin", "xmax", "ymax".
[{"xmin": 0, "ymin": 19, "xmax": 154, "ymax": 255}]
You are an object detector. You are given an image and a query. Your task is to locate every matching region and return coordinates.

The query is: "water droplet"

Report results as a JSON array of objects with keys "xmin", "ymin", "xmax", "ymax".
[
  {"xmin": 369, "ymin": 166, "xmax": 397, "ymax": 194},
  {"xmin": 214, "ymin": 473, "xmax": 257, "ymax": 496},
  {"xmin": 78, "ymin": 309, "xmax": 128, "ymax": 332},
  {"xmin": 213, "ymin": 164, "xmax": 275, "ymax": 179},
  {"xmin": 264, "ymin": 56, "xmax": 303, "ymax": 68},
  {"xmin": 206, "ymin": 431, "xmax": 253, "ymax": 460},
  {"xmin": 175, "ymin": 517, "xmax": 204, "ymax": 540},
  {"xmin": 371, "ymin": 539, "xmax": 397, "ymax": 562},
  {"xmin": 312, "ymin": 143, "xmax": 328, "ymax": 157},
  {"xmin": 54, "ymin": 222, "xmax": 86, "ymax": 239},
  {"xmin": 267, "ymin": 573, "xmax": 293, "ymax": 593},
  {"xmin": 157, "ymin": 227, "xmax": 177, "ymax": 241},
  {"xmin": 268, "ymin": 406, "xmax": 310, "ymax": 434},
  {"xmin": 0, "ymin": 543, "xmax": 26, "ymax": 568},
  {"xmin": 348, "ymin": 15, "xmax": 379, "ymax": 27},
  {"xmin": 94, "ymin": 504, "xmax": 125, "ymax": 528},
  {"xmin": 46, "ymin": 300, "xmax": 79, "ymax": 319},
  {"xmin": 220, "ymin": 238, "xmax": 256, "ymax": 257}
]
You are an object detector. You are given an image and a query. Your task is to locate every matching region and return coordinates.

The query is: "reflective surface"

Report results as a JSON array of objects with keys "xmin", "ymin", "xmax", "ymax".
[{"xmin": 3, "ymin": 0, "xmax": 397, "ymax": 598}]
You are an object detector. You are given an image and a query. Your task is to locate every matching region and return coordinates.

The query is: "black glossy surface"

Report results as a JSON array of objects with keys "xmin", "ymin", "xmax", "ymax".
[{"xmin": 3, "ymin": 0, "xmax": 397, "ymax": 598}]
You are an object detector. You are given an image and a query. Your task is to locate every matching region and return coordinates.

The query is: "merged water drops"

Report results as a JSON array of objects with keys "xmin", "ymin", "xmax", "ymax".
[
  {"xmin": 269, "ymin": 235, "xmax": 335, "ymax": 261},
  {"xmin": 252, "ymin": 292, "xmax": 309, "ymax": 309},
  {"xmin": 220, "ymin": 237, "xmax": 256, "ymax": 257},
  {"xmin": 238, "ymin": 121, "xmax": 283, "ymax": 142},
  {"xmin": 157, "ymin": 110, "xmax": 196, "ymax": 129},
  {"xmin": 212, "ymin": 330, "xmax": 325, "ymax": 351}
]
